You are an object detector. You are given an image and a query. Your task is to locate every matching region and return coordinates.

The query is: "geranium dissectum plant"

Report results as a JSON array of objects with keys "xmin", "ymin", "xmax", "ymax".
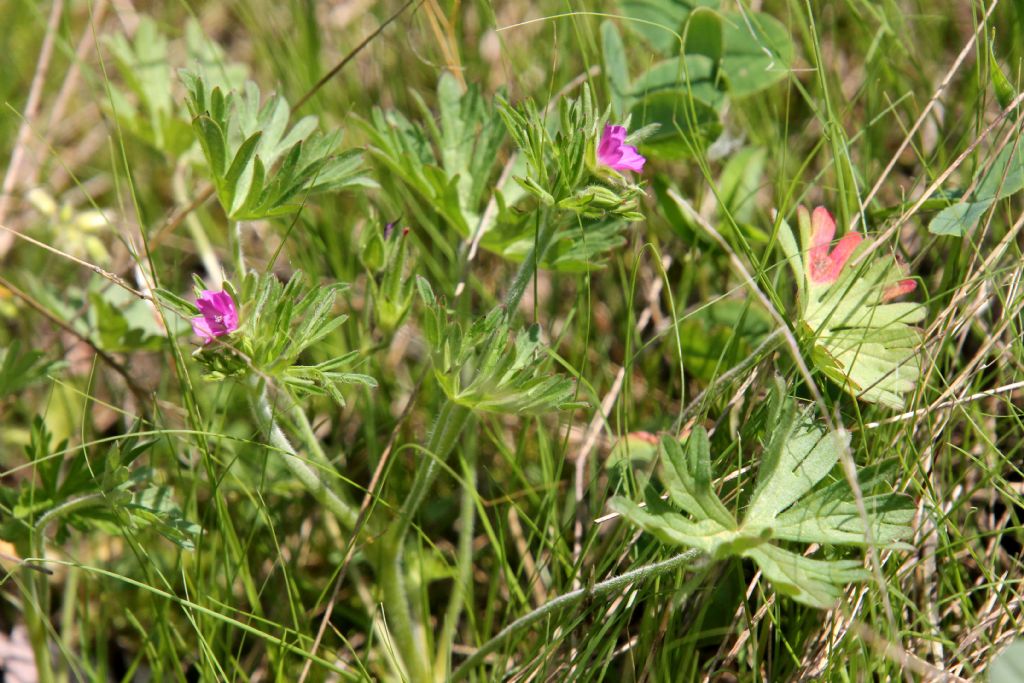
[{"xmin": 778, "ymin": 206, "xmax": 926, "ymax": 408}]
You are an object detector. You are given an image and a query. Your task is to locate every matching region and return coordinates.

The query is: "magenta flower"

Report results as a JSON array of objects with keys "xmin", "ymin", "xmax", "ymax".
[
  {"xmin": 597, "ymin": 124, "xmax": 646, "ymax": 173},
  {"xmin": 191, "ymin": 290, "xmax": 239, "ymax": 344},
  {"xmin": 806, "ymin": 206, "xmax": 863, "ymax": 285}
]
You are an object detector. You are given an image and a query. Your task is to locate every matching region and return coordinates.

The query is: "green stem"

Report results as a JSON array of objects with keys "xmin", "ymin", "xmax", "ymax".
[
  {"xmin": 34, "ymin": 493, "xmax": 105, "ymax": 540},
  {"xmin": 435, "ymin": 443, "xmax": 477, "ymax": 678},
  {"xmin": 503, "ymin": 207, "xmax": 556, "ymax": 315},
  {"xmin": 450, "ymin": 549, "xmax": 702, "ymax": 681},
  {"xmin": 25, "ymin": 493, "xmax": 105, "ymax": 683},
  {"xmin": 380, "ymin": 399, "xmax": 472, "ymax": 683},
  {"xmin": 23, "ymin": 579, "xmax": 55, "ymax": 683},
  {"xmin": 288, "ymin": 400, "xmax": 342, "ymax": 469},
  {"xmin": 252, "ymin": 387, "xmax": 360, "ymax": 530}
]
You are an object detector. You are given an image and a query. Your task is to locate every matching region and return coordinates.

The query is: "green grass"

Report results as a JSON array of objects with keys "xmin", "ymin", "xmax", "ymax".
[{"xmin": 0, "ymin": 0, "xmax": 1023, "ymax": 680}]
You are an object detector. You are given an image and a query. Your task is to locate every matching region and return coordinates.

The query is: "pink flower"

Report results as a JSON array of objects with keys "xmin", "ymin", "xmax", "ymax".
[
  {"xmin": 806, "ymin": 206, "xmax": 863, "ymax": 285},
  {"xmin": 191, "ymin": 290, "xmax": 239, "ymax": 344},
  {"xmin": 597, "ymin": 124, "xmax": 646, "ymax": 173}
]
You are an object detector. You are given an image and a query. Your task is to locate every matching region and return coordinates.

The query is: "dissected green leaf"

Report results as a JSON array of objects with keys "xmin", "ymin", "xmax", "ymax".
[
  {"xmin": 192, "ymin": 271, "xmax": 376, "ymax": 405},
  {"xmin": 744, "ymin": 544, "xmax": 867, "ymax": 607},
  {"xmin": 746, "ymin": 403, "xmax": 847, "ymax": 526},
  {"xmin": 779, "ymin": 210, "xmax": 926, "ymax": 409},
  {"xmin": 182, "ymin": 71, "xmax": 373, "ymax": 221},
  {"xmin": 0, "ymin": 342, "xmax": 64, "ymax": 397},
  {"xmin": 774, "ymin": 461, "xmax": 915, "ymax": 547},
  {"xmin": 419, "ymin": 290, "xmax": 584, "ymax": 415},
  {"xmin": 612, "ymin": 388, "xmax": 914, "ymax": 608}
]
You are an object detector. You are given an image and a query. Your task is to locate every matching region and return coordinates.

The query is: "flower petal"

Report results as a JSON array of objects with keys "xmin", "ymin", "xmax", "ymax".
[
  {"xmin": 615, "ymin": 144, "xmax": 646, "ymax": 172},
  {"xmin": 191, "ymin": 315, "xmax": 216, "ymax": 344}
]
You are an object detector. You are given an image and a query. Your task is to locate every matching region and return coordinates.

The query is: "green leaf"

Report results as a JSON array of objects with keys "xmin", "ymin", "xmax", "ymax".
[
  {"xmin": 602, "ymin": 21, "xmax": 632, "ymax": 117},
  {"xmin": 684, "ymin": 7, "xmax": 723, "ymax": 65},
  {"xmin": 195, "ymin": 115, "xmax": 228, "ymax": 179},
  {"xmin": 661, "ymin": 429, "xmax": 736, "ymax": 528},
  {"xmin": 128, "ymin": 486, "xmax": 201, "ymax": 550},
  {"xmin": 746, "ymin": 405, "xmax": 848, "ymax": 526},
  {"xmin": 225, "ymin": 131, "xmax": 262, "ymax": 215},
  {"xmin": 773, "ymin": 464, "xmax": 915, "ymax": 547},
  {"xmin": 743, "ymin": 544, "xmax": 867, "ymax": 608},
  {"xmin": 928, "ymin": 199, "xmax": 994, "ymax": 236},
  {"xmin": 0, "ymin": 342, "xmax": 63, "ymax": 397},
  {"xmin": 775, "ymin": 215, "xmax": 805, "ymax": 297},
  {"xmin": 630, "ymin": 55, "xmax": 723, "ymax": 111},
  {"xmin": 990, "ymin": 641, "xmax": 1024, "ymax": 683},
  {"xmin": 618, "ymin": 0, "xmax": 718, "ymax": 55},
  {"xmin": 612, "ymin": 388, "xmax": 914, "ymax": 609},
  {"xmin": 976, "ymin": 143, "xmax": 1024, "ymax": 201},
  {"xmin": 677, "ymin": 298, "xmax": 771, "ymax": 382},
  {"xmin": 717, "ymin": 147, "xmax": 767, "ymax": 224},
  {"xmin": 629, "ymin": 89, "xmax": 722, "ymax": 159},
  {"xmin": 418, "ymin": 292, "xmax": 583, "ymax": 415},
  {"xmin": 88, "ymin": 289, "xmax": 164, "ymax": 353},
  {"xmin": 609, "ymin": 495, "xmax": 733, "ymax": 556},
  {"xmin": 182, "ymin": 72, "xmax": 371, "ymax": 221},
  {"xmin": 719, "ymin": 11, "xmax": 794, "ymax": 97}
]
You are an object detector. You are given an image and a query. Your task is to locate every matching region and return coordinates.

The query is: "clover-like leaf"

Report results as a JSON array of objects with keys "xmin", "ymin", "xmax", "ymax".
[
  {"xmin": 718, "ymin": 11, "xmax": 794, "ymax": 97},
  {"xmin": 778, "ymin": 206, "xmax": 926, "ymax": 408},
  {"xmin": 611, "ymin": 384, "xmax": 914, "ymax": 608}
]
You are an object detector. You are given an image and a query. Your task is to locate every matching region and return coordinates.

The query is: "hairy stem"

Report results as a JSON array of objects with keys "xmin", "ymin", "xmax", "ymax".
[
  {"xmin": 435, "ymin": 443, "xmax": 478, "ymax": 678},
  {"xmin": 252, "ymin": 386, "xmax": 360, "ymax": 530},
  {"xmin": 451, "ymin": 549, "xmax": 702, "ymax": 681},
  {"xmin": 503, "ymin": 207, "xmax": 556, "ymax": 315},
  {"xmin": 380, "ymin": 399, "xmax": 472, "ymax": 683},
  {"xmin": 24, "ymin": 494, "xmax": 105, "ymax": 683}
]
